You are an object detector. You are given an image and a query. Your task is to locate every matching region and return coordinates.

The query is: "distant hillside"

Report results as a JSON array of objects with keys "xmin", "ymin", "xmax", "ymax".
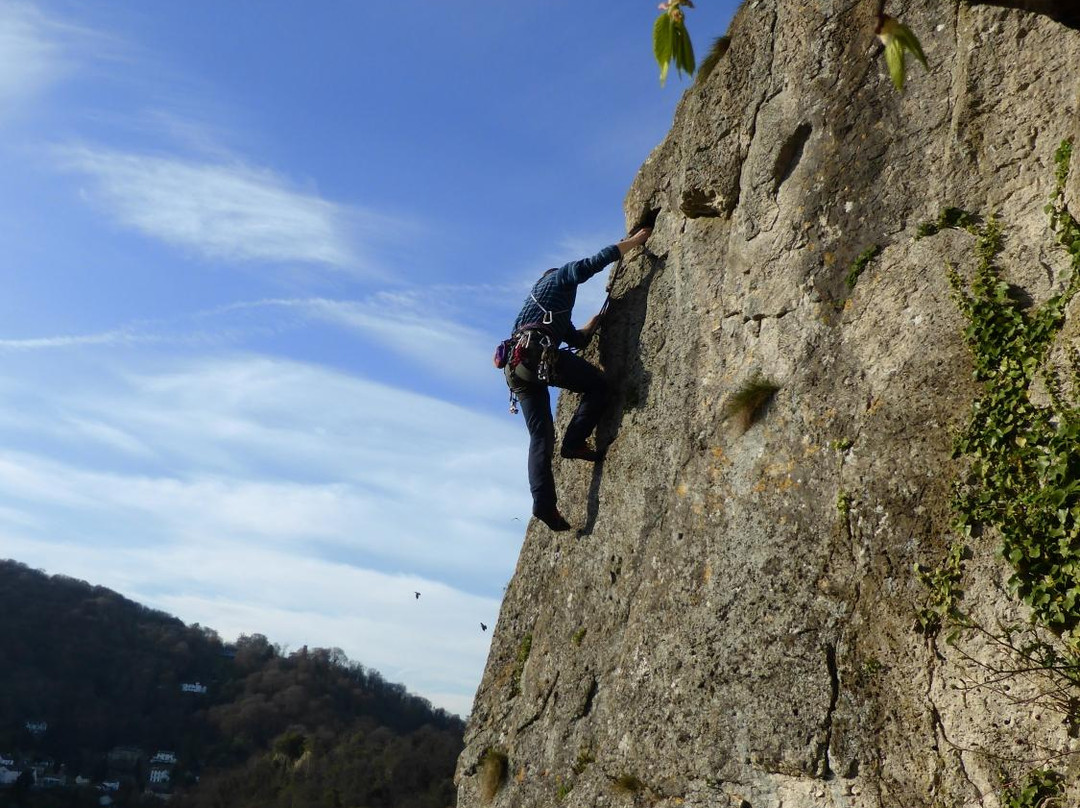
[{"xmin": 0, "ymin": 559, "xmax": 463, "ymax": 808}]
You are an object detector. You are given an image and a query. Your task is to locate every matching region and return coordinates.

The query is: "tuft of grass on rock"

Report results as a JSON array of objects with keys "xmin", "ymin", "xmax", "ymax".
[
  {"xmin": 915, "ymin": 206, "xmax": 978, "ymax": 240},
  {"xmin": 479, "ymin": 749, "xmax": 509, "ymax": 804},
  {"xmin": 612, "ymin": 774, "xmax": 645, "ymax": 795},
  {"xmin": 695, "ymin": 35, "xmax": 731, "ymax": 84},
  {"xmin": 723, "ymin": 375, "xmax": 780, "ymax": 433},
  {"xmin": 845, "ymin": 245, "xmax": 880, "ymax": 289}
]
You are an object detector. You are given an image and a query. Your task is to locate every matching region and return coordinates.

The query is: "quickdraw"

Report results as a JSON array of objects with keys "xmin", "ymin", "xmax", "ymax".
[{"xmin": 536, "ymin": 341, "xmax": 557, "ymax": 383}]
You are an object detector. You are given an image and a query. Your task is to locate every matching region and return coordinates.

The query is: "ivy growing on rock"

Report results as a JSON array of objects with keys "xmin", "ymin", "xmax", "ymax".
[
  {"xmin": 947, "ymin": 139, "xmax": 1080, "ymax": 646},
  {"xmin": 914, "ymin": 139, "xmax": 1080, "ymax": 794},
  {"xmin": 1002, "ymin": 767, "xmax": 1064, "ymax": 808}
]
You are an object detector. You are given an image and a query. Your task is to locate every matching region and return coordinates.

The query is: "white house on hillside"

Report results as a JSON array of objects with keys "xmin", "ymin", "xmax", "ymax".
[{"xmin": 180, "ymin": 682, "xmax": 208, "ymax": 694}]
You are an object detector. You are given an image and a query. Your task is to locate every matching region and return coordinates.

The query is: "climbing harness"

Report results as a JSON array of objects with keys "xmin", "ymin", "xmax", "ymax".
[{"xmin": 495, "ymin": 322, "xmax": 558, "ymax": 414}]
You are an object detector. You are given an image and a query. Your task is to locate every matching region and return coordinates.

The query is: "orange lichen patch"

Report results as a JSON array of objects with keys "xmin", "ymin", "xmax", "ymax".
[
  {"xmin": 752, "ymin": 475, "xmax": 799, "ymax": 494},
  {"xmin": 823, "ymin": 251, "xmax": 836, "ymax": 266},
  {"xmin": 866, "ymin": 396, "xmax": 884, "ymax": 415},
  {"xmin": 515, "ymin": 766, "xmax": 526, "ymax": 784},
  {"xmin": 751, "ymin": 458, "xmax": 801, "ymax": 493},
  {"xmin": 705, "ymin": 492, "xmax": 728, "ymax": 516},
  {"xmin": 763, "ymin": 459, "xmax": 797, "ymax": 477},
  {"xmin": 676, "ymin": 482, "xmax": 689, "ymax": 498},
  {"xmin": 703, "ymin": 560, "xmax": 713, "ymax": 584}
]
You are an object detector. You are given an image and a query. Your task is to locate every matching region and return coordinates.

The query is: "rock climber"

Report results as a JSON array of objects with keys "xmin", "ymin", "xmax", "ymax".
[{"xmin": 502, "ymin": 227, "xmax": 652, "ymax": 531}]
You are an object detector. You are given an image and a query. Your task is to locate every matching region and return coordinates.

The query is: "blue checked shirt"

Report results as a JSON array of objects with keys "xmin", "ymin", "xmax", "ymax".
[{"xmin": 512, "ymin": 245, "xmax": 621, "ymax": 348}]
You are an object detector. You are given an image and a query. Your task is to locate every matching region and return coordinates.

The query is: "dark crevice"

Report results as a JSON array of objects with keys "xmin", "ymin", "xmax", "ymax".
[
  {"xmin": 818, "ymin": 643, "xmax": 840, "ymax": 779},
  {"xmin": 681, "ymin": 188, "xmax": 724, "ymax": 219},
  {"xmin": 632, "ymin": 206, "xmax": 662, "ymax": 232},
  {"xmin": 576, "ymin": 676, "xmax": 598, "ymax": 720},
  {"xmin": 772, "ymin": 123, "xmax": 813, "ymax": 194}
]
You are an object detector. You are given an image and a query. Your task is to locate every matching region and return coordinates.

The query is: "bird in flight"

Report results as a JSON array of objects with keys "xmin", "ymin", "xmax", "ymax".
[
  {"xmin": 414, "ymin": 592, "xmax": 421, "ymax": 600},
  {"xmin": 480, "ymin": 622, "xmax": 488, "ymax": 631}
]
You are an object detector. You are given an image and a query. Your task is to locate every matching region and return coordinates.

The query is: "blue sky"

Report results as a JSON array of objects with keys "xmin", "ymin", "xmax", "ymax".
[{"xmin": 0, "ymin": 0, "xmax": 739, "ymax": 717}]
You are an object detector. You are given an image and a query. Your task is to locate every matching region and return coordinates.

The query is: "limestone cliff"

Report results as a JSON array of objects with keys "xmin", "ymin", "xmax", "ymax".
[{"xmin": 457, "ymin": 2, "xmax": 1080, "ymax": 806}]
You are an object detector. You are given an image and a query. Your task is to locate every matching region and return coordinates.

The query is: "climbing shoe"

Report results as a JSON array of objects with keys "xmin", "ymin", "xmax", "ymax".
[
  {"xmin": 534, "ymin": 507, "xmax": 572, "ymax": 532},
  {"xmin": 560, "ymin": 443, "xmax": 602, "ymax": 462}
]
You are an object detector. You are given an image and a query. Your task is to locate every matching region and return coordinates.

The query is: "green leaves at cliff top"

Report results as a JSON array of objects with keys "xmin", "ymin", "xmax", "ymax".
[
  {"xmin": 877, "ymin": 15, "xmax": 928, "ymax": 91},
  {"xmin": 652, "ymin": 6, "xmax": 929, "ymax": 94},
  {"xmin": 654, "ymin": 1, "xmax": 695, "ymax": 86}
]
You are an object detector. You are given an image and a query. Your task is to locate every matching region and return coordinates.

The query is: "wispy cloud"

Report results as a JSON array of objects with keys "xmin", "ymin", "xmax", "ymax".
[
  {"xmin": 0, "ymin": 292, "xmax": 499, "ymax": 389},
  {"xmin": 0, "ymin": 3, "xmax": 63, "ymax": 117},
  {"xmin": 54, "ymin": 145, "xmax": 392, "ymax": 271},
  {"xmin": 0, "ymin": 326, "xmax": 142, "ymax": 351},
  {"xmin": 218, "ymin": 296, "xmax": 498, "ymax": 383},
  {"xmin": 0, "ymin": 351, "xmax": 530, "ymax": 714},
  {"xmin": 0, "ymin": 2, "xmax": 121, "ymax": 124},
  {"xmin": 0, "ymin": 353, "xmax": 528, "ymax": 584}
]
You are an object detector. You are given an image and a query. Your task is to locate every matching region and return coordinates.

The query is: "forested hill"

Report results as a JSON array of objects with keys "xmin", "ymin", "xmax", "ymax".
[{"xmin": 0, "ymin": 559, "xmax": 463, "ymax": 808}]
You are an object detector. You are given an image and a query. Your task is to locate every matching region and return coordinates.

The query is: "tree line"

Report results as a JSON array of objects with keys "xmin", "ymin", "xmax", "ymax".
[{"xmin": 0, "ymin": 560, "xmax": 463, "ymax": 808}]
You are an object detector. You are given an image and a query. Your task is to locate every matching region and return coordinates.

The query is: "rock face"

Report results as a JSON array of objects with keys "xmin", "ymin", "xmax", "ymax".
[{"xmin": 457, "ymin": 2, "xmax": 1080, "ymax": 806}]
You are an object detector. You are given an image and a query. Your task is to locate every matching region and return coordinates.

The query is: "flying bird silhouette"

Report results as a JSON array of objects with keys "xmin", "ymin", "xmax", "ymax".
[
  {"xmin": 480, "ymin": 622, "xmax": 488, "ymax": 631},
  {"xmin": 414, "ymin": 592, "xmax": 421, "ymax": 599}
]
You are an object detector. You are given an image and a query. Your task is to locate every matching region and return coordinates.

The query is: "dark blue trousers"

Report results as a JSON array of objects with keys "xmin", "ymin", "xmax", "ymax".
[{"xmin": 506, "ymin": 350, "xmax": 608, "ymax": 516}]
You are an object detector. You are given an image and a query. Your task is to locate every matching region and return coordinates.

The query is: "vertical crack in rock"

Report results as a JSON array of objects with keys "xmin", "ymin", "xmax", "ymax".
[
  {"xmin": 926, "ymin": 658, "xmax": 983, "ymax": 802},
  {"xmin": 818, "ymin": 643, "xmax": 841, "ymax": 779},
  {"xmin": 738, "ymin": 7, "xmax": 780, "ymax": 214}
]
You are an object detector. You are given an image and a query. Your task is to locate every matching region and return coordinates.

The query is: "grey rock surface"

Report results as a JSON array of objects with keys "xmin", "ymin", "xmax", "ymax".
[{"xmin": 458, "ymin": 2, "xmax": 1080, "ymax": 806}]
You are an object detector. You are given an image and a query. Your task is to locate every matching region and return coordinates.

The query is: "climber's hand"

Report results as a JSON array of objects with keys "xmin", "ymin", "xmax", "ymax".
[{"xmin": 617, "ymin": 227, "xmax": 652, "ymax": 256}]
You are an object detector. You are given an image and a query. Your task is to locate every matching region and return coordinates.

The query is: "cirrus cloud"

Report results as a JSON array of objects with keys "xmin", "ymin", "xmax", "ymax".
[{"xmin": 55, "ymin": 145, "xmax": 399, "ymax": 272}]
